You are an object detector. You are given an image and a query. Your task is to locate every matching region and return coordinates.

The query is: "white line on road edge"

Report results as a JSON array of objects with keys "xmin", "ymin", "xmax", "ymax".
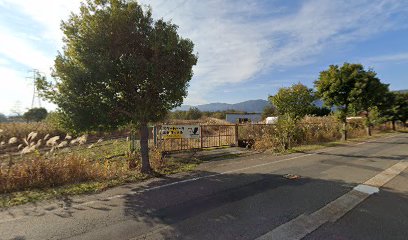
[
  {"xmin": 78, "ymin": 135, "xmax": 404, "ymax": 205},
  {"xmin": 125, "ymin": 133, "xmax": 402, "ymax": 196},
  {"xmin": 0, "ymin": 134, "xmax": 402, "ymax": 224},
  {"xmin": 255, "ymin": 161, "xmax": 408, "ymax": 240},
  {"xmin": 353, "ymin": 184, "xmax": 379, "ymax": 194}
]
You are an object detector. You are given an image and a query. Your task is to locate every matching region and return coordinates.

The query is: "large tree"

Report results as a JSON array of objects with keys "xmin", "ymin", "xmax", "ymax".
[
  {"xmin": 349, "ymin": 70, "xmax": 389, "ymax": 136},
  {"xmin": 315, "ymin": 63, "xmax": 389, "ymax": 140},
  {"xmin": 36, "ymin": 0, "xmax": 197, "ymax": 173},
  {"xmin": 315, "ymin": 63, "xmax": 361, "ymax": 140},
  {"xmin": 384, "ymin": 92, "xmax": 408, "ymax": 130},
  {"xmin": 269, "ymin": 83, "xmax": 315, "ymax": 120},
  {"xmin": 397, "ymin": 93, "xmax": 408, "ymax": 127}
]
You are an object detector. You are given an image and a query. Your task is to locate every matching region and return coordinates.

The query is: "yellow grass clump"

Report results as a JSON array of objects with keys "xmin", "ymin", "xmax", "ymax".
[
  {"xmin": 252, "ymin": 116, "xmax": 367, "ymax": 151},
  {"xmin": 0, "ymin": 155, "xmax": 125, "ymax": 193}
]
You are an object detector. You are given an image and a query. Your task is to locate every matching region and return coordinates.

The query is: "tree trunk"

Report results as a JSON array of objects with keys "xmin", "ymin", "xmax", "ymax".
[
  {"xmin": 366, "ymin": 116, "xmax": 372, "ymax": 137},
  {"xmin": 139, "ymin": 123, "xmax": 152, "ymax": 173},
  {"xmin": 364, "ymin": 113, "xmax": 371, "ymax": 136},
  {"xmin": 392, "ymin": 120, "xmax": 396, "ymax": 131},
  {"xmin": 366, "ymin": 125, "xmax": 372, "ymax": 136},
  {"xmin": 341, "ymin": 121, "xmax": 348, "ymax": 141}
]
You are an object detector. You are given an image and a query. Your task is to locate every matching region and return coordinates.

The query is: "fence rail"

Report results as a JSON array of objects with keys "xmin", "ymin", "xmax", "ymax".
[{"xmin": 156, "ymin": 124, "xmax": 238, "ymax": 152}]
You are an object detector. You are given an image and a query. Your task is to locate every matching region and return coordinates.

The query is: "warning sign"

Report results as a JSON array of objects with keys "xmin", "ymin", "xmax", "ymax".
[{"xmin": 160, "ymin": 125, "xmax": 200, "ymax": 139}]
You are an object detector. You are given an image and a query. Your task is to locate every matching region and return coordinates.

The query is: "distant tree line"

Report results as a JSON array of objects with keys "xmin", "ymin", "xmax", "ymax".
[
  {"xmin": 167, "ymin": 107, "xmax": 251, "ymax": 120},
  {"xmin": 166, "ymin": 97, "xmax": 334, "ymax": 121},
  {"xmin": 0, "ymin": 107, "xmax": 48, "ymax": 123}
]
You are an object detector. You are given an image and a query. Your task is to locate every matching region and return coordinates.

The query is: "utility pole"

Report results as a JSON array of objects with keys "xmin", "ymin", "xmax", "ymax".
[{"xmin": 26, "ymin": 69, "xmax": 43, "ymax": 109}]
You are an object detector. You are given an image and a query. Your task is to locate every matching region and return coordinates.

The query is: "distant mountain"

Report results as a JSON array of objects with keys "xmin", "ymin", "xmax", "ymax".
[
  {"xmin": 175, "ymin": 99, "xmax": 270, "ymax": 113},
  {"xmin": 176, "ymin": 90, "xmax": 408, "ymax": 114}
]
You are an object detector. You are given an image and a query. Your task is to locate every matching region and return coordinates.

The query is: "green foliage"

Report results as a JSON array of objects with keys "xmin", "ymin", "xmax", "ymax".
[
  {"xmin": 185, "ymin": 107, "xmax": 202, "ymax": 120},
  {"xmin": 261, "ymin": 105, "xmax": 277, "ymax": 119},
  {"xmin": 367, "ymin": 106, "xmax": 386, "ymax": 126},
  {"xmin": 169, "ymin": 110, "xmax": 186, "ymax": 120},
  {"xmin": 315, "ymin": 63, "xmax": 390, "ymax": 138},
  {"xmin": 35, "ymin": 0, "xmax": 197, "ymax": 172},
  {"xmin": 275, "ymin": 114, "xmax": 301, "ymax": 150},
  {"xmin": 393, "ymin": 92, "xmax": 408, "ymax": 125},
  {"xmin": 212, "ymin": 111, "xmax": 226, "ymax": 119},
  {"xmin": 348, "ymin": 70, "xmax": 389, "ymax": 115},
  {"xmin": 269, "ymin": 83, "xmax": 315, "ymax": 120},
  {"xmin": 43, "ymin": 111, "xmax": 73, "ymax": 133},
  {"xmin": 23, "ymin": 108, "xmax": 48, "ymax": 122},
  {"xmin": 307, "ymin": 106, "xmax": 332, "ymax": 116},
  {"xmin": 315, "ymin": 63, "xmax": 364, "ymax": 120},
  {"xmin": 36, "ymin": 0, "xmax": 197, "ymax": 131}
]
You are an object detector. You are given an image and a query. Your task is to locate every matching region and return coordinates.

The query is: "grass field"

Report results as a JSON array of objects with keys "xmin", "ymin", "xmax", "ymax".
[{"xmin": 0, "ymin": 117, "xmax": 402, "ymax": 208}]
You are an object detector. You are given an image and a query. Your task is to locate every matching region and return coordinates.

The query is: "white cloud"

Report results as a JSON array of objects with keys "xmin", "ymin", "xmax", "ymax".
[
  {"xmin": 261, "ymin": 0, "xmax": 408, "ymax": 67},
  {"xmin": 0, "ymin": 0, "xmax": 80, "ymax": 45},
  {"xmin": 0, "ymin": 0, "xmax": 79, "ymax": 113},
  {"xmin": 364, "ymin": 52, "xmax": 408, "ymax": 63},
  {"xmin": 1, "ymin": 0, "xmax": 408, "ymax": 112},
  {"xmin": 0, "ymin": 1, "xmax": 81, "ymax": 70},
  {"xmin": 141, "ymin": 0, "xmax": 408, "ymax": 105},
  {"xmin": 0, "ymin": 66, "xmax": 33, "ymax": 115},
  {"xmin": 0, "ymin": 26, "xmax": 53, "ymax": 72},
  {"xmin": 0, "ymin": 65, "xmax": 56, "ymax": 115}
]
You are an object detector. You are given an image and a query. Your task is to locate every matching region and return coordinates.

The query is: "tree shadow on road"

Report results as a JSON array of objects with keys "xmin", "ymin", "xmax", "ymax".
[
  {"xmin": 2, "ymin": 168, "xmax": 407, "ymax": 240},
  {"xmin": 121, "ymin": 170, "xmax": 358, "ymax": 240},
  {"xmin": 121, "ymin": 166, "xmax": 408, "ymax": 239}
]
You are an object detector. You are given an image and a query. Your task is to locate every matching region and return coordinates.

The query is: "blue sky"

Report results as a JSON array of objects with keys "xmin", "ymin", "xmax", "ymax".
[{"xmin": 1, "ymin": 0, "xmax": 408, "ymax": 115}]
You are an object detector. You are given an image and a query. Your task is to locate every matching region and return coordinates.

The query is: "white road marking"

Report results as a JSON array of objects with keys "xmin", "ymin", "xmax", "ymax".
[
  {"xmin": 130, "ymin": 133, "xmax": 401, "ymax": 195},
  {"xmin": 353, "ymin": 184, "xmax": 379, "ymax": 194},
  {"xmin": 255, "ymin": 160, "xmax": 408, "ymax": 240},
  {"xmin": 0, "ymin": 134, "xmax": 402, "ymax": 225}
]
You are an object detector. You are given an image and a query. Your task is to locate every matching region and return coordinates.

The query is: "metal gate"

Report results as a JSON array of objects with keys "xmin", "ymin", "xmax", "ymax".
[{"xmin": 156, "ymin": 124, "xmax": 237, "ymax": 152}]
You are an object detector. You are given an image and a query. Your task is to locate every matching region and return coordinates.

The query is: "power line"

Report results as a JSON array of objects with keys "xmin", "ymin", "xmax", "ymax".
[{"xmin": 26, "ymin": 69, "xmax": 44, "ymax": 109}]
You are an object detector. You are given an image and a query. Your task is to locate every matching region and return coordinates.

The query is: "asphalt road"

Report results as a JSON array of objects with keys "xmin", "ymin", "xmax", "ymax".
[{"xmin": 0, "ymin": 133, "xmax": 407, "ymax": 240}]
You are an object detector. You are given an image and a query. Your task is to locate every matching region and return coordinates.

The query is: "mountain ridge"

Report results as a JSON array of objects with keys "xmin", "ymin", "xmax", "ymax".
[
  {"xmin": 176, "ymin": 88, "xmax": 408, "ymax": 113},
  {"xmin": 175, "ymin": 99, "xmax": 270, "ymax": 113}
]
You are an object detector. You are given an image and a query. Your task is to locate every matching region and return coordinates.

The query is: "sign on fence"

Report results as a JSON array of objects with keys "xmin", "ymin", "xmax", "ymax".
[{"xmin": 160, "ymin": 125, "xmax": 201, "ymax": 139}]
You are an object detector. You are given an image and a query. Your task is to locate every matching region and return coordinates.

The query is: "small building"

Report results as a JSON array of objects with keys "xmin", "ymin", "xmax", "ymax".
[{"xmin": 225, "ymin": 113, "xmax": 262, "ymax": 124}]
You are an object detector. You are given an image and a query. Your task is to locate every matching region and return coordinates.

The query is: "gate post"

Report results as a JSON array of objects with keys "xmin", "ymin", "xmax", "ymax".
[
  {"xmin": 218, "ymin": 125, "xmax": 221, "ymax": 146},
  {"xmin": 234, "ymin": 124, "xmax": 239, "ymax": 147},
  {"xmin": 200, "ymin": 125, "xmax": 203, "ymax": 149}
]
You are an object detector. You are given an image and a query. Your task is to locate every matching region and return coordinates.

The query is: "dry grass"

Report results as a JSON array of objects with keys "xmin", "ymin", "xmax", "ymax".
[
  {"xmin": 0, "ymin": 154, "xmax": 124, "ymax": 193},
  {"xmin": 252, "ymin": 116, "xmax": 370, "ymax": 152},
  {"xmin": 0, "ymin": 146, "xmax": 168, "ymax": 194},
  {"xmin": 0, "ymin": 122, "xmax": 63, "ymax": 143}
]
